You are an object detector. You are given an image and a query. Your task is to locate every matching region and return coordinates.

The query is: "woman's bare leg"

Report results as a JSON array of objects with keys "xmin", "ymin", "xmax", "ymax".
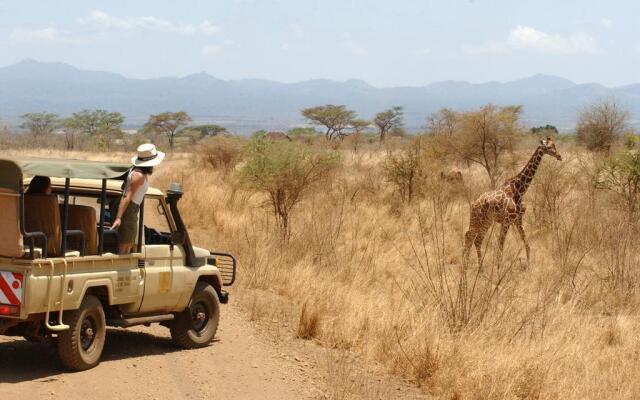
[{"xmin": 118, "ymin": 243, "xmax": 133, "ymax": 255}]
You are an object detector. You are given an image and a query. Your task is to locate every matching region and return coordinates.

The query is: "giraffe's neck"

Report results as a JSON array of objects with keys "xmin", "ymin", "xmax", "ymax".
[{"xmin": 510, "ymin": 146, "xmax": 545, "ymax": 198}]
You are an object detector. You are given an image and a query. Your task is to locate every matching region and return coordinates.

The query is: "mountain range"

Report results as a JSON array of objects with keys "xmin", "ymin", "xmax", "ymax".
[{"xmin": 1, "ymin": 59, "xmax": 639, "ymax": 133}]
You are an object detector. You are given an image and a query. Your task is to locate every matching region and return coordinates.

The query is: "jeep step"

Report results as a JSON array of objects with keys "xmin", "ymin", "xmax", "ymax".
[{"xmin": 108, "ymin": 314, "xmax": 174, "ymax": 328}]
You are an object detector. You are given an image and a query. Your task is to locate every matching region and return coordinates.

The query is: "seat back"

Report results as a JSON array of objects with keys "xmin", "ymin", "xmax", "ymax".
[
  {"xmin": 24, "ymin": 194, "xmax": 61, "ymax": 257},
  {"xmin": 0, "ymin": 189, "xmax": 24, "ymax": 258},
  {"xmin": 66, "ymin": 204, "xmax": 98, "ymax": 255}
]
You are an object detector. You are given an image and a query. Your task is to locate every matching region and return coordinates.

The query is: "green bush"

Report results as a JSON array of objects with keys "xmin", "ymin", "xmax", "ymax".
[
  {"xmin": 240, "ymin": 138, "xmax": 341, "ymax": 239},
  {"xmin": 594, "ymin": 150, "xmax": 640, "ymax": 213}
]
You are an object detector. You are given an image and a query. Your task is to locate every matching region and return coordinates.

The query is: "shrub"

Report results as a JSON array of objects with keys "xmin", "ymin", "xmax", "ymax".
[
  {"xmin": 576, "ymin": 100, "xmax": 629, "ymax": 152},
  {"xmin": 623, "ymin": 133, "xmax": 639, "ymax": 149},
  {"xmin": 199, "ymin": 136, "xmax": 244, "ymax": 172},
  {"xmin": 240, "ymin": 138, "xmax": 341, "ymax": 239},
  {"xmin": 296, "ymin": 301, "xmax": 323, "ymax": 339},
  {"xmin": 382, "ymin": 137, "xmax": 425, "ymax": 204},
  {"xmin": 594, "ymin": 150, "xmax": 640, "ymax": 214},
  {"xmin": 383, "ymin": 136, "xmax": 459, "ymax": 205}
]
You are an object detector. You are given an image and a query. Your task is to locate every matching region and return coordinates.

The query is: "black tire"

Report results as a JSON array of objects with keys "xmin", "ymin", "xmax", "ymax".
[
  {"xmin": 57, "ymin": 295, "xmax": 106, "ymax": 371},
  {"xmin": 170, "ymin": 282, "xmax": 220, "ymax": 349}
]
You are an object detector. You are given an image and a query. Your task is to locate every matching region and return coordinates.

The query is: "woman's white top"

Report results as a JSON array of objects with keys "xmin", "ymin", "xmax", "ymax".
[{"xmin": 124, "ymin": 169, "xmax": 149, "ymax": 205}]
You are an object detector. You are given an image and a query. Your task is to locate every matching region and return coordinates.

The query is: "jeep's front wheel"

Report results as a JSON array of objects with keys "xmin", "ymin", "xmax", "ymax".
[
  {"xmin": 57, "ymin": 295, "xmax": 106, "ymax": 371},
  {"xmin": 170, "ymin": 282, "xmax": 220, "ymax": 348}
]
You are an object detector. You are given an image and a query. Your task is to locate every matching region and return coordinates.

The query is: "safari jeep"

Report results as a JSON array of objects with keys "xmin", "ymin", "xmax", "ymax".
[{"xmin": 0, "ymin": 158, "xmax": 236, "ymax": 371}]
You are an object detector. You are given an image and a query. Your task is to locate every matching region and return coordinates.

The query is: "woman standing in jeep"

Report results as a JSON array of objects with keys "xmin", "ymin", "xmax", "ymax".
[{"xmin": 112, "ymin": 143, "xmax": 165, "ymax": 254}]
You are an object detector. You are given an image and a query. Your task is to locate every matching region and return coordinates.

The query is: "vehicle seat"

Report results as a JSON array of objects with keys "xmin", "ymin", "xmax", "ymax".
[
  {"xmin": 24, "ymin": 194, "xmax": 62, "ymax": 257},
  {"xmin": 66, "ymin": 205, "xmax": 98, "ymax": 255},
  {"xmin": 0, "ymin": 188, "xmax": 24, "ymax": 258}
]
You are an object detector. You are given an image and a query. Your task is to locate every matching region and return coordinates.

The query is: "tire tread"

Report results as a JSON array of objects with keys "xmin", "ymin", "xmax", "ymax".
[
  {"xmin": 170, "ymin": 282, "xmax": 219, "ymax": 349},
  {"xmin": 57, "ymin": 295, "xmax": 105, "ymax": 371}
]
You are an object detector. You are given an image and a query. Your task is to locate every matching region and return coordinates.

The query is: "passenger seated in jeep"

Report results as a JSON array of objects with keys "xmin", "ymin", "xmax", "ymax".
[{"xmin": 26, "ymin": 176, "xmax": 52, "ymax": 195}]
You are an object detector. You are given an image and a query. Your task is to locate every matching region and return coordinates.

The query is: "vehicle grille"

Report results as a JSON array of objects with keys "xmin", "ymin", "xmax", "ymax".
[{"xmin": 208, "ymin": 252, "xmax": 237, "ymax": 286}]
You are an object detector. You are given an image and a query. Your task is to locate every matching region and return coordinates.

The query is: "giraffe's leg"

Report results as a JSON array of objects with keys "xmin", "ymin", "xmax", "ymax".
[
  {"xmin": 497, "ymin": 224, "xmax": 509, "ymax": 264},
  {"xmin": 473, "ymin": 226, "xmax": 488, "ymax": 267},
  {"xmin": 463, "ymin": 229, "xmax": 476, "ymax": 265},
  {"xmin": 516, "ymin": 221, "xmax": 530, "ymax": 263},
  {"xmin": 464, "ymin": 206, "xmax": 482, "ymax": 266}
]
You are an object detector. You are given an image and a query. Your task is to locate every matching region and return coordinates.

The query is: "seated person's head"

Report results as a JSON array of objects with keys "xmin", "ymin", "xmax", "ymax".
[{"xmin": 26, "ymin": 176, "xmax": 52, "ymax": 195}]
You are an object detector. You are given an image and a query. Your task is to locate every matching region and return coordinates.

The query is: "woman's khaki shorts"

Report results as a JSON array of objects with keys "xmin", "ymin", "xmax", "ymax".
[{"xmin": 119, "ymin": 202, "xmax": 140, "ymax": 244}]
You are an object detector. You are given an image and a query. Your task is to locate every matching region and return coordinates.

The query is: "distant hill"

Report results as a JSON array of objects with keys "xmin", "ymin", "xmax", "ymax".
[{"xmin": 1, "ymin": 59, "xmax": 639, "ymax": 133}]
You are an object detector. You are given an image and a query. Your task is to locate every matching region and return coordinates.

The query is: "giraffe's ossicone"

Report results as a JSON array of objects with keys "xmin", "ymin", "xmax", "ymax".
[{"xmin": 463, "ymin": 137, "xmax": 562, "ymax": 265}]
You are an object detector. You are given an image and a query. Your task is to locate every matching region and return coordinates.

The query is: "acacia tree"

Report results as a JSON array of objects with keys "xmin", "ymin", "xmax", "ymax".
[
  {"xmin": 350, "ymin": 119, "xmax": 371, "ymax": 135},
  {"xmin": 374, "ymin": 106, "xmax": 403, "ymax": 143},
  {"xmin": 426, "ymin": 108, "xmax": 458, "ymax": 137},
  {"xmin": 301, "ymin": 105, "xmax": 358, "ymax": 140},
  {"xmin": 66, "ymin": 109, "xmax": 124, "ymax": 136},
  {"xmin": 531, "ymin": 124, "xmax": 559, "ymax": 135},
  {"xmin": 60, "ymin": 119, "xmax": 81, "ymax": 150},
  {"xmin": 143, "ymin": 111, "xmax": 191, "ymax": 150},
  {"xmin": 451, "ymin": 104, "xmax": 523, "ymax": 187},
  {"xmin": 577, "ymin": 100, "xmax": 630, "ymax": 152},
  {"xmin": 63, "ymin": 109, "xmax": 125, "ymax": 150},
  {"xmin": 20, "ymin": 112, "xmax": 59, "ymax": 137},
  {"xmin": 194, "ymin": 124, "xmax": 227, "ymax": 138}
]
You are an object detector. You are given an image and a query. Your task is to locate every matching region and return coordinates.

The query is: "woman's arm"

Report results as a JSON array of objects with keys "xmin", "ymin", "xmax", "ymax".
[{"xmin": 111, "ymin": 171, "xmax": 144, "ymax": 230}]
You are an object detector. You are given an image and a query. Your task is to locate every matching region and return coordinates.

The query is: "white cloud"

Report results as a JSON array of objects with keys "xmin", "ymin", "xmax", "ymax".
[
  {"xmin": 201, "ymin": 44, "xmax": 222, "ymax": 56},
  {"xmin": 464, "ymin": 26, "xmax": 599, "ymax": 56},
  {"xmin": 9, "ymin": 27, "xmax": 82, "ymax": 44},
  {"xmin": 601, "ymin": 18, "xmax": 613, "ymax": 28},
  {"xmin": 77, "ymin": 10, "xmax": 221, "ymax": 36},
  {"xmin": 508, "ymin": 25, "xmax": 598, "ymax": 54}
]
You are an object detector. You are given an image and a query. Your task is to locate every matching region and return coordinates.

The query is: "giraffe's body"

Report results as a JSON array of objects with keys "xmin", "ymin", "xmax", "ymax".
[{"xmin": 463, "ymin": 138, "xmax": 562, "ymax": 264}]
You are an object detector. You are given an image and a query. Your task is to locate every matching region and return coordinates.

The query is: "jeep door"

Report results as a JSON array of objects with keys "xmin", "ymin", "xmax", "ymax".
[{"xmin": 138, "ymin": 196, "xmax": 187, "ymax": 313}]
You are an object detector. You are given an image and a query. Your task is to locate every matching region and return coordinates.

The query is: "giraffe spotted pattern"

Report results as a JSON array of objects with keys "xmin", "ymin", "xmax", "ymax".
[{"xmin": 463, "ymin": 137, "xmax": 562, "ymax": 265}]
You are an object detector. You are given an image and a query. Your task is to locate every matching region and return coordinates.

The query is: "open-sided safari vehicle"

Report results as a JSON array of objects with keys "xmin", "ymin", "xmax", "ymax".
[{"xmin": 0, "ymin": 158, "xmax": 236, "ymax": 370}]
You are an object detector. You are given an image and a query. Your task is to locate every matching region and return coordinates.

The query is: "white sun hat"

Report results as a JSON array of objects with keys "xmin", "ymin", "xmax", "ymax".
[{"xmin": 131, "ymin": 143, "xmax": 165, "ymax": 167}]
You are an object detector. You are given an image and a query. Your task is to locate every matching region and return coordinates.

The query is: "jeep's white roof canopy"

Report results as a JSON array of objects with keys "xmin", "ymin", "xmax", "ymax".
[{"xmin": 0, "ymin": 158, "xmax": 131, "ymax": 192}]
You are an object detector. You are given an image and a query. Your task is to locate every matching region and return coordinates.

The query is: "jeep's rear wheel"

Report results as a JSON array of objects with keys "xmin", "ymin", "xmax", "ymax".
[
  {"xmin": 170, "ymin": 282, "xmax": 219, "ymax": 348},
  {"xmin": 57, "ymin": 295, "xmax": 106, "ymax": 371}
]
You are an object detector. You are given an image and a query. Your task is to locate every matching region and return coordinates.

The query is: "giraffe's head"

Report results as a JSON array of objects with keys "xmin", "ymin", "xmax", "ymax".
[{"xmin": 540, "ymin": 137, "xmax": 562, "ymax": 161}]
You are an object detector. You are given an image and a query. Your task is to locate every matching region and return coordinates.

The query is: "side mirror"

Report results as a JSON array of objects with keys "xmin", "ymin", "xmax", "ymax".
[{"xmin": 170, "ymin": 231, "xmax": 186, "ymax": 246}]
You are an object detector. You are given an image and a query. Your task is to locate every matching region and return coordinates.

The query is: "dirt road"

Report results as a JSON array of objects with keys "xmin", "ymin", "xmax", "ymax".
[{"xmin": 0, "ymin": 304, "xmax": 320, "ymax": 400}]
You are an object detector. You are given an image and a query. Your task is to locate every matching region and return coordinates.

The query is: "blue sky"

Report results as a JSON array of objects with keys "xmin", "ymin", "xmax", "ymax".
[{"xmin": 0, "ymin": 0, "xmax": 638, "ymax": 86}]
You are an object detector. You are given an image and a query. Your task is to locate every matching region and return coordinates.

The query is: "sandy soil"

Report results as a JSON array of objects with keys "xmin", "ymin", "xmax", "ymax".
[
  {"xmin": 0, "ymin": 302, "xmax": 427, "ymax": 400},
  {"xmin": 0, "ymin": 304, "xmax": 318, "ymax": 400}
]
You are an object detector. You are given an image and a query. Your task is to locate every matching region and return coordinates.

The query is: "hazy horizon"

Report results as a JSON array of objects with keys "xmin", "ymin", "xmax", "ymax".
[
  {"xmin": 1, "ymin": 1, "xmax": 638, "ymax": 87},
  {"xmin": 1, "ymin": 58, "xmax": 637, "ymax": 89}
]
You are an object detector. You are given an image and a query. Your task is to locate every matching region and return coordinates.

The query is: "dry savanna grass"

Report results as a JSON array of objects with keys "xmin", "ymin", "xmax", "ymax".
[{"xmin": 12, "ymin": 137, "xmax": 640, "ymax": 399}]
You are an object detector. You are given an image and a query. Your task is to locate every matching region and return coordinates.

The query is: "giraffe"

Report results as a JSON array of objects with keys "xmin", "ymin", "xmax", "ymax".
[{"xmin": 463, "ymin": 137, "xmax": 562, "ymax": 265}]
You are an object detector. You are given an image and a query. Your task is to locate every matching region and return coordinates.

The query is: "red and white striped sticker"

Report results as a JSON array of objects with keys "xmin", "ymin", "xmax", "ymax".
[{"xmin": 0, "ymin": 271, "xmax": 23, "ymax": 305}]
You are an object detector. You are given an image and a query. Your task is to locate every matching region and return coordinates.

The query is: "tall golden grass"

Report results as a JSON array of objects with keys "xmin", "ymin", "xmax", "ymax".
[{"xmin": 10, "ymin": 140, "xmax": 640, "ymax": 399}]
